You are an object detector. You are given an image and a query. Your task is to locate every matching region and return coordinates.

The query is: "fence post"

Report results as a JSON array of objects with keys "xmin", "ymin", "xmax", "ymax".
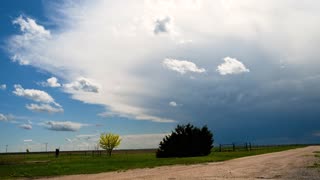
[{"xmin": 232, "ymin": 143, "xmax": 235, "ymax": 151}]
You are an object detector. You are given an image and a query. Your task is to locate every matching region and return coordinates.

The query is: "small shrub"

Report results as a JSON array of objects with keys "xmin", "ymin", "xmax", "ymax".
[
  {"xmin": 156, "ymin": 123, "xmax": 213, "ymax": 158},
  {"xmin": 99, "ymin": 133, "xmax": 121, "ymax": 156}
]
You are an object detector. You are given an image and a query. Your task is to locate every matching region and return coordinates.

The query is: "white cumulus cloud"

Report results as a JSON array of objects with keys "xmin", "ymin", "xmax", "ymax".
[
  {"xmin": 13, "ymin": 84, "xmax": 61, "ymax": 107},
  {"xmin": 26, "ymin": 103, "xmax": 64, "ymax": 113},
  {"xmin": 169, "ymin": 101, "xmax": 177, "ymax": 107},
  {"xmin": 20, "ymin": 124, "xmax": 32, "ymax": 130},
  {"xmin": 163, "ymin": 58, "xmax": 206, "ymax": 74},
  {"xmin": 64, "ymin": 77, "xmax": 100, "ymax": 93},
  {"xmin": 41, "ymin": 77, "xmax": 61, "ymax": 87},
  {"xmin": 216, "ymin": 57, "xmax": 250, "ymax": 75},
  {"xmin": 42, "ymin": 121, "xmax": 87, "ymax": 131}
]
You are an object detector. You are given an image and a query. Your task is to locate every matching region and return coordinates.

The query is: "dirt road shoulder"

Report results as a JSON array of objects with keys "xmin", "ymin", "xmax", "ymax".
[{"xmin": 41, "ymin": 146, "xmax": 320, "ymax": 180}]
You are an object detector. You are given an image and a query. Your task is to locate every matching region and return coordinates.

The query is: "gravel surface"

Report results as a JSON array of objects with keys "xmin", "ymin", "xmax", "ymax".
[{"xmin": 41, "ymin": 146, "xmax": 320, "ymax": 180}]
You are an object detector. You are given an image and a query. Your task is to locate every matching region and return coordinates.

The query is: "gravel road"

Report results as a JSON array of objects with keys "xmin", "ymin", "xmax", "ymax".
[{"xmin": 42, "ymin": 146, "xmax": 320, "ymax": 180}]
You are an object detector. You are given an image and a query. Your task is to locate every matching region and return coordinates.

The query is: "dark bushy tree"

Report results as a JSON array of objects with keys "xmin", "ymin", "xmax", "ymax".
[{"xmin": 156, "ymin": 123, "xmax": 213, "ymax": 158}]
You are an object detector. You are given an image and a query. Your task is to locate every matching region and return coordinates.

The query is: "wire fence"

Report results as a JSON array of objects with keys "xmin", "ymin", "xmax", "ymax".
[{"xmin": 218, "ymin": 142, "xmax": 252, "ymax": 152}]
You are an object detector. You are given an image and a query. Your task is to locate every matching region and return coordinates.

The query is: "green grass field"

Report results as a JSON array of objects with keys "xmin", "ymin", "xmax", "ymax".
[{"xmin": 0, "ymin": 145, "xmax": 305, "ymax": 179}]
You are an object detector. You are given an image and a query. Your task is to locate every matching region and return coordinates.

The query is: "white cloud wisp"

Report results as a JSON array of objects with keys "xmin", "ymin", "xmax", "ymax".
[
  {"xmin": 42, "ymin": 121, "xmax": 87, "ymax": 131},
  {"xmin": 20, "ymin": 124, "xmax": 32, "ymax": 130},
  {"xmin": 163, "ymin": 58, "xmax": 206, "ymax": 74},
  {"xmin": 0, "ymin": 84, "xmax": 6, "ymax": 90},
  {"xmin": 26, "ymin": 103, "xmax": 64, "ymax": 113},
  {"xmin": 0, "ymin": 113, "xmax": 8, "ymax": 121}
]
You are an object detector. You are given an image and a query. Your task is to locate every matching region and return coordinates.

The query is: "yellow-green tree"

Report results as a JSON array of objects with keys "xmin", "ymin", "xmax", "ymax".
[{"xmin": 99, "ymin": 133, "xmax": 121, "ymax": 156}]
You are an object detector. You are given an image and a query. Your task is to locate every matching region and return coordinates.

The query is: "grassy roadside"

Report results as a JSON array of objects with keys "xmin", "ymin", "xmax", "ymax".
[
  {"xmin": 0, "ymin": 145, "xmax": 305, "ymax": 179},
  {"xmin": 312, "ymin": 151, "xmax": 320, "ymax": 168}
]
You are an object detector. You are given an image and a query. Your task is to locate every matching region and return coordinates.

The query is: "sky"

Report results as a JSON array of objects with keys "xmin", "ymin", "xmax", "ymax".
[{"xmin": 1, "ymin": 0, "xmax": 320, "ymax": 152}]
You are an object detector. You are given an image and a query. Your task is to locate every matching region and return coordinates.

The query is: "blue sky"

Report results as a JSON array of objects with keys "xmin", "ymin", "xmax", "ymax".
[{"xmin": 1, "ymin": 0, "xmax": 320, "ymax": 152}]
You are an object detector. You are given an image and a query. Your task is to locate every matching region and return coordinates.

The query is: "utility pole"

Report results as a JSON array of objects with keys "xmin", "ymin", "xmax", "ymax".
[{"xmin": 45, "ymin": 143, "xmax": 49, "ymax": 158}]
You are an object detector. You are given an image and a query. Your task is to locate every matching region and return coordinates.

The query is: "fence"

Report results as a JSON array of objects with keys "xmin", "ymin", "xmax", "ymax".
[
  {"xmin": 0, "ymin": 149, "xmax": 157, "ymax": 156},
  {"xmin": 218, "ymin": 142, "xmax": 252, "ymax": 152}
]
